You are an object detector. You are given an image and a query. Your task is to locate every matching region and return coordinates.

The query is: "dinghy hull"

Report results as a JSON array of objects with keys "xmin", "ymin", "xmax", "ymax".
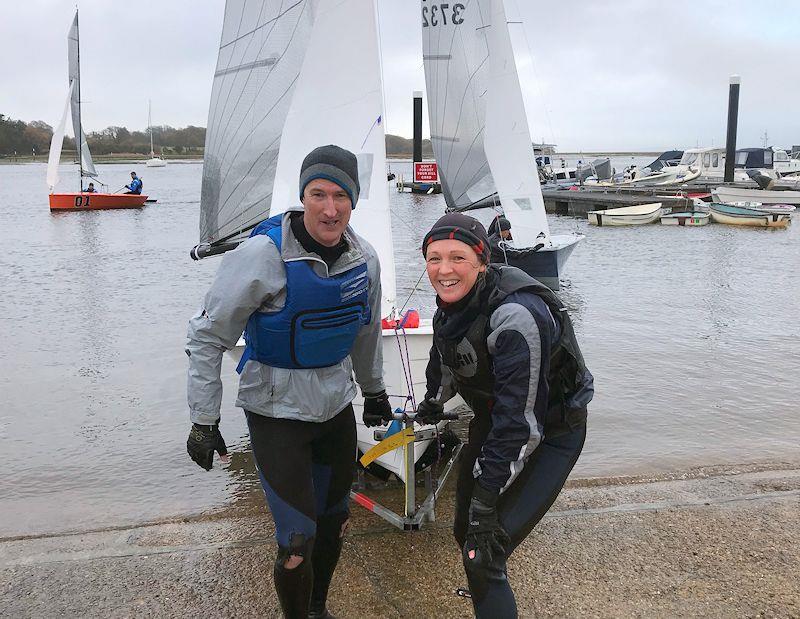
[
  {"xmin": 49, "ymin": 192, "xmax": 147, "ymax": 211},
  {"xmin": 493, "ymin": 233, "xmax": 583, "ymax": 290}
]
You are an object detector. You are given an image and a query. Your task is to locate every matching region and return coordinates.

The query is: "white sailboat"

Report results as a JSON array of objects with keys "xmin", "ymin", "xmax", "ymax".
[
  {"xmin": 145, "ymin": 100, "xmax": 167, "ymax": 167},
  {"xmin": 47, "ymin": 10, "xmax": 147, "ymax": 211},
  {"xmin": 422, "ymin": 0, "xmax": 583, "ymax": 290},
  {"xmin": 193, "ymin": 0, "xmax": 458, "ymax": 484}
]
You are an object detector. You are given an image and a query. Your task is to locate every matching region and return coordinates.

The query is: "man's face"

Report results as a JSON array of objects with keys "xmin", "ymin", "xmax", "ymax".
[
  {"xmin": 500, "ymin": 229, "xmax": 512, "ymax": 240},
  {"xmin": 302, "ymin": 178, "xmax": 352, "ymax": 247},
  {"xmin": 425, "ymin": 239, "xmax": 486, "ymax": 304}
]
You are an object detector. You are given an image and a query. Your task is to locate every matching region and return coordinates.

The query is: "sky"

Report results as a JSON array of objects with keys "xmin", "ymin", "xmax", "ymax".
[{"xmin": 1, "ymin": 0, "xmax": 798, "ymax": 152}]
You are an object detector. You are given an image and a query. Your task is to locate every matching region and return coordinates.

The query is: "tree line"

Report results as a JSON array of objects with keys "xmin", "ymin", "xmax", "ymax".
[
  {"xmin": 1, "ymin": 112, "xmax": 434, "ymax": 158},
  {"xmin": 0, "ymin": 114, "xmax": 205, "ymax": 157}
]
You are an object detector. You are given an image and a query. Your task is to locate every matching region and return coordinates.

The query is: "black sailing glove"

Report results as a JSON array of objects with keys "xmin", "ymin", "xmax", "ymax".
[
  {"xmin": 187, "ymin": 423, "xmax": 228, "ymax": 471},
  {"xmin": 362, "ymin": 390, "xmax": 392, "ymax": 427},
  {"xmin": 463, "ymin": 485, "xmax": 510, "ymax": 568},
  {"xmin": 415, "ymin": 397, "xmax": 444, "ymax": 425}
]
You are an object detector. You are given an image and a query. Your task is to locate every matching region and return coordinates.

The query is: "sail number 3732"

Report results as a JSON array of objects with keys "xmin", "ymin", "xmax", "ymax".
[{"xmin": 422, "ymin": 2, "xmax": 465, "ymax": 27}]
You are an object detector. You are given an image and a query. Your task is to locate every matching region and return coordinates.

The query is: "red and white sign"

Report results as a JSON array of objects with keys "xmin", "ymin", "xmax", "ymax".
[{"xmin": 413, "ymin": 162, "xmax": 439, "ymax": 183}]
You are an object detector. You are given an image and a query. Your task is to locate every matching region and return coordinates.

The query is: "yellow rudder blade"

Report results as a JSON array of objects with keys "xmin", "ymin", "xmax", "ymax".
[{"xmin": 359, "ymin": 427, "xmax": 416, "ymax": 467}]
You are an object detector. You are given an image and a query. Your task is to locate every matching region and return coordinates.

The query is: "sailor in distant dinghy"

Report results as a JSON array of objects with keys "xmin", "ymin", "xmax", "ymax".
[
  {"xmin": 186, "ymin": 145, "xmax": 390, "ymax": 619},
  {"xmin": 124, "ymin": 171, "xmax": 143, "ymax": 194},
  {"xmin": 417, "ymin": 213, "xmax": 593, "ymax": 618}
]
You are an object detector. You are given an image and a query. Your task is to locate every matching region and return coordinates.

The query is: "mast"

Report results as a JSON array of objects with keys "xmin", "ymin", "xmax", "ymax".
[
  {"xmin": 149, "ymin": 100, "xmax": 154, "ymax": 158},
  {"xmin": 75, "ymin": 9, "xmax": 84, "ymax": 191}
]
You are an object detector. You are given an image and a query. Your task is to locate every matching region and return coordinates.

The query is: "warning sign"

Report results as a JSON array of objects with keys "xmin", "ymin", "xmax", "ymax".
[{"xmin": 413, "ymin": 162, "xmax": 439, "ymax": 183}]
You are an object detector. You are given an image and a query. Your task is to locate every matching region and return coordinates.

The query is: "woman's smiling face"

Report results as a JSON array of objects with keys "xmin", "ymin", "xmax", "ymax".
[{"xmin": 425, "ymin": 239, "xmax": 486, "ymax": 303}]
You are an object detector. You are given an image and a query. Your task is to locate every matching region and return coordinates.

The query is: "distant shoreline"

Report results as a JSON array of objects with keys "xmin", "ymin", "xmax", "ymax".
[{"xmin": 1, "ymin": 150, "xmax": 665, "ymax": 166}]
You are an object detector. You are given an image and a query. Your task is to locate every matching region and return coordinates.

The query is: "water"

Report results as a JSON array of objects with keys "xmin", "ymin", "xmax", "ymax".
[{"xmin": 1, "ymin": 161, "xmax": 798, "ymax": 538}]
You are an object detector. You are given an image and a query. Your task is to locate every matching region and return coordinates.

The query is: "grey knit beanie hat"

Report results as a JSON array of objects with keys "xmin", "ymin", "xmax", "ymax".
[{"xmin": 299, "ymin": 145, "xmax": 360, "ymax": 209}]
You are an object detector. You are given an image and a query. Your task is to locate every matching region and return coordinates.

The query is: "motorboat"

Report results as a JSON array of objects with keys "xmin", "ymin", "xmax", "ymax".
[
  {"xmin": 588, "ymin": 203, "xmax": 663, "ymax": 226},
  {"xmin": 735, "ymin": 147, "xmax": 800, "ymax": 178}
]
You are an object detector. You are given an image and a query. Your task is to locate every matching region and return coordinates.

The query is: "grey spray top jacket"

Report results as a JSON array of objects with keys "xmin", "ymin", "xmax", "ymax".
[{"xmin": 186, "ymin": 207, "xmax": 386, "ymax": 425}]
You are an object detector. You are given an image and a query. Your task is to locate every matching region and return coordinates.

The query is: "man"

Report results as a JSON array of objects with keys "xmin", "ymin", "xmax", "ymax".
[
  {"xmin": 85, "ymin": 182, "xmax": 96, "ymax": 193},
  {"xmin": 488, "ymin": 215, "xmax": 513, "ymax": 264},
  {"xmin": 185, "ymin": 145, "xmax": 392, "ymax": 619},
  {"xmin": 125, "ymin": 171, "xmax": 143, "ymax": 194},
  {"xmin": 488, "ymin": 216, "xmax": 512, "ymax": 244}
]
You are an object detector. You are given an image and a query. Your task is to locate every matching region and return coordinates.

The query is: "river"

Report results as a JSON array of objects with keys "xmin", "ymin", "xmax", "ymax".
[{"xmin": 1, "ymin": 160, "xmax": 797, "ymax": 537}]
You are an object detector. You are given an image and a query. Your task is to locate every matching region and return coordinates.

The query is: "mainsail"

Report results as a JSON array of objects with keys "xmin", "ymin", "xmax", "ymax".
[
  {"xmin": 46, "ymin": 82, "xmax": 75, "ymax": 192},
  {"xmin": 199, "ymin": 0, "xmax": 316, "ymax": 247},
  {"xmin": 68, "ymin": 11, "xmax": 98, "ymax": 179},
  {"xmin": 199, "ymin": 0, "xmax": 396, "ymax": 314},
  {"xmin": 422, "ymin": 0, "xmax": 549, "ymax": 247}
]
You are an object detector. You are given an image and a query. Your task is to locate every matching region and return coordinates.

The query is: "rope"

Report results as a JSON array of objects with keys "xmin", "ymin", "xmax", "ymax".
[
  {"xmin": 397, "ymin": 268, "xmax": 427, "ymax": 316},
  {"xmin": 392, "ymin": 327, "xmax": 417, "ymax": 412}
]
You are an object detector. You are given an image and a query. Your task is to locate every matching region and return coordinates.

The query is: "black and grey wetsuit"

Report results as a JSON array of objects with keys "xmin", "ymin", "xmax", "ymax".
[
  {"xmin": 186, "ymin": 208, "xmax": 385, "ymax": 618},
  {"xmin": 426, "ymin": 265, "xmax": 594, "ymax": 618}
]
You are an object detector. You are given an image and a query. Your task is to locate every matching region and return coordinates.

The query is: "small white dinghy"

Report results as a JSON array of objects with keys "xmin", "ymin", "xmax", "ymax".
[
  {"xmin": 709, "ymin": 203, "xmax": 791, "ymax": 228},
  {"xmin": 660, "ymin": 211, "xmax": 710, "ymax": 226},
  {"xmin": 588, "ymin": 202, "xmax": 663, "ymax": 226}
]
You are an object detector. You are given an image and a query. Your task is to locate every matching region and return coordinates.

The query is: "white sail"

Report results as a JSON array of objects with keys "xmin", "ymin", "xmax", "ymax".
[
  {"xmin": 483, "ymin": 0, "xmax": 549, "ymax": 246},
  {"xmin": 422, "ymin": 0, "xmax": 494, "ymax": 210},
  {"xmin": 68, "ymin": 11, "xmax": 98, "ymax": 179},
  {"xmin": 269, "ymin": 0, "xmax": 396, "ymax": 315},
  {"xmin": 46, "ymin": 82, "xmax": 75, "ymax": 192},
  {"xmin": 422, "ymin": 0, "xmax": 550, "ymax": 246},
  {"xmin": 199, "ymin": 0, "xmax": 395, "ymax": 315},
  {"xmin": 199, "ymin": 0, "xmax": 317, "ymax": 246}
]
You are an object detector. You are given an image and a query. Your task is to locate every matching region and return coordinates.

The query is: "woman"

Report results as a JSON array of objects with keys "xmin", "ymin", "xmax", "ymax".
[{"xmin": 416, "ymin": 213, "xmax": 594, "ymax": 618}]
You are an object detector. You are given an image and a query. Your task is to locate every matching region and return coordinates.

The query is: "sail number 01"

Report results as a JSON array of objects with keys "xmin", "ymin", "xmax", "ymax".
[{"xmin": 422, "ymin": 2, "xmax": 465, "ymax": 27}]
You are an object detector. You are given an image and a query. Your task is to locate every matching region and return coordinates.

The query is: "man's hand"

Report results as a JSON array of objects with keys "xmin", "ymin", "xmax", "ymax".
[
  {"xmin": 362, "ymin": 390, "xmax": 392, "ymax": 427},
  {"xmin": 415, "ymin": 397, "xmax": 444, "ymax": 425},
  {"xmin": 187, "ymin": 423, "xmax": 228, "ymax": 471}
]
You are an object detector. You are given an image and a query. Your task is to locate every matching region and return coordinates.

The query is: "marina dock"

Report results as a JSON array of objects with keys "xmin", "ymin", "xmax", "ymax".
[{"xmin": 542, "ymin": 180, "xmax": 763, "ymax": 216}]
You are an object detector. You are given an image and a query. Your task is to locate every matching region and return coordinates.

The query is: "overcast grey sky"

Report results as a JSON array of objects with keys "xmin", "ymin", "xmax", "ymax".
[{"xmin": 2, "ymin": 1, "xmax": 798, "ymax": 151}]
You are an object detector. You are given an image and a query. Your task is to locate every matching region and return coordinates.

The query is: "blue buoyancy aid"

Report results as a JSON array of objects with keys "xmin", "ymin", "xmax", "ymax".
[{"xmin": 236, "ymin": 214, "xmax": 371, "ymax": 372}]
